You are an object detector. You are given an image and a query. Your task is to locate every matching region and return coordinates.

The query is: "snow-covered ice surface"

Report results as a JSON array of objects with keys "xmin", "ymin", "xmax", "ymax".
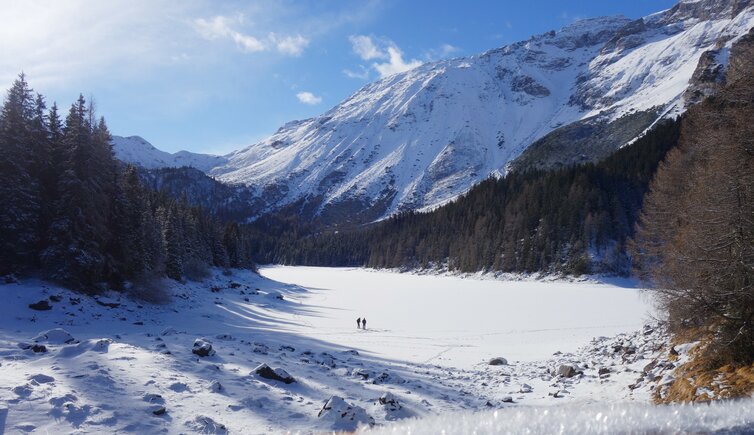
[
  {"xmin": 1, "ymin": 266, "xmax": 750, "ymax": 433},
  {"xmin": 260, "ymin": 266, "xmax": 653, "ymax": 367}
]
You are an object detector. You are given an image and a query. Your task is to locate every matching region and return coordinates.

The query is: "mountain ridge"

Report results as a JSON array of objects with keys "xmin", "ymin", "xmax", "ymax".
[{"xmin": 112, "ymin": 0, "xmax": 754, "ymax": 224}]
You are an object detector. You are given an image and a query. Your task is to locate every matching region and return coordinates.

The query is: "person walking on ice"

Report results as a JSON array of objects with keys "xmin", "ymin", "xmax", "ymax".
[
  {"xmin": 362, "ymin": 317, "xmax": 367, "ymax": 330},
  {"xmin": 357, "ymin": 317, "xmax": 361, "ymax": 329}
]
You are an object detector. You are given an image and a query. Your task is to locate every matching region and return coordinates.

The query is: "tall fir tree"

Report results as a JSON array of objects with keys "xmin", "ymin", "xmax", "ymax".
[{"xmin": 0, "ymin": 74, "xmax": 41, "ymax": 273}]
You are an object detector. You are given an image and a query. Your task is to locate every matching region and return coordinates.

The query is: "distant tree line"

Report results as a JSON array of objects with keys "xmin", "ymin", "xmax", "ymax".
[
  {"xmin": 138, "ymin": 166, "xmax": 264, "ymax": 223},
  {"xmin": 248, "ymin": 117, "xmax": 681, "ymax": 275},
  {"xmin": 0, "ymin": 75, "xmax": 256, "ymax": 293}
]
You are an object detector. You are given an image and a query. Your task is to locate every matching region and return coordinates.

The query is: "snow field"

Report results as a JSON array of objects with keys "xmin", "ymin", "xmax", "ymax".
[
  {"xmin": 260, "ymin": 266, "xmax": 654, "ymax": 367},
  {"xmin": 0, "ymin": 266, "xmax": 736, "ymax": 433}
]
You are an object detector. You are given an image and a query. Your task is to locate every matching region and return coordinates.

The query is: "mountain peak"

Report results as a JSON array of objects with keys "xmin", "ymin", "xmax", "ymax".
[
  {"xmin": 113, "ymin": 0, "xmax": 754, "ymax": 224},
  {"xmin": 111, "ymin": 136, "xmax": 227, "ymax": 172}
]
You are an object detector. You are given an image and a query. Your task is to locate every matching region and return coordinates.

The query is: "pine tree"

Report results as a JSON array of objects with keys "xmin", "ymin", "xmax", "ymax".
[
  {"xmin": 42, "ymin": 96, "xmax": 117, "ymax": 290},
  {"xmin": 0, "ymin": 74, "xmax": 41, "ymax": 273}
]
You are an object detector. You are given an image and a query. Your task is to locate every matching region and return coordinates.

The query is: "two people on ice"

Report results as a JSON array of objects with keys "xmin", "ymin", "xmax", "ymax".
[{"xmin": 357, "ymin": 317, "xmax": 367, "ymax": 329}]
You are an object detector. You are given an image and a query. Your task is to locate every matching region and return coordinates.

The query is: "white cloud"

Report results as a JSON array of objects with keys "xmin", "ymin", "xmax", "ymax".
[
  {"xmin": 0, "ymin": 0, "xmax": 179, "ymax": 88},
  {"xmin": 424, "ymin": 43, "xmax": 460, "ymax": 61},
  {"xmin": 270, "ymin": 33, "xmax": 309, "ymax": 56},
  {"xmin": 0, "ymin": 1, "xmax": 327, "ymax": 92},
  {"xmin": 349, "ymin": 35, "xmax": 386, "ymax": 60},
  {"xmin": 343, "ymin": 66, "xmax": 370, "ymax": 80},
  {"xmin": 439, "ymin": 43, "xmax": 460, "ymax": 57},
  {"xmin": 373, "ymin": 46, "xmax": 422, "ymax": 78},
  {"xmin": 194, "ymin": 15, "xmax": 308, "ymax": 56},
  {"xmin": 347, "ymin": 34, "xmax": 423, "ymax": 79},
  {"xmin": 296, "ymin": 91, "xmax": 322, "ymax": 105},
  {"xmin": 194, "ymin": 15, "xmax": 266, "ymax": 52}
]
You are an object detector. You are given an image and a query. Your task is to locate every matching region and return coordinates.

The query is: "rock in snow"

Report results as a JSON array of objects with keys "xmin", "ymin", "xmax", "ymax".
[
  {"xmin": 28, "ymin": 374, "xmax": 55, "ymax": 385},
  {"xmin": 32, "ymin": 328, "xmax": 75, "ymax": 344},
  {"xmin": 28, "ymin": 300, "xmax": 52, "ymax": 311},
  {"xmin": 557, "ymin": 364, "xmax": 581, "ymax": 378},
  {"xmin": 253, "ymin": 363, "xmax": 296, "ymax": 384},
  {"xmin": 488, "ymin": 357, "xmax": 508, "ymax": 366},
  {"xmin": 318, "ymin": 396, "xmax": 374, "ymax": 431},
  {"xmin": 186, "ymin": 415, "xmax": 228, "ymax": 434},
  {"xmin": 192, "ymin": 338, "xmax": 215, "ymax": 357},
  {"xmin": 161, "ymin": 327, "xmax": 177, "ymax": 336},
  {"xmin": 209, "ymin": 380, "xmax": 224, "ymax": 393},
  {"xmin": 94, "ymin": 296, "xmax": 120, "ymax": 308},
  {"xmin": 378, "ymin": 392, "xmax": 413, "ymax": 421}
]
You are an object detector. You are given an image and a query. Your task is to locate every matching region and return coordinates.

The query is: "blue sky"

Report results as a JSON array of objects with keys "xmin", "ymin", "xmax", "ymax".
[{"xmin": 1, "ymin": 0, "xmax": 677, "ymax": 154}]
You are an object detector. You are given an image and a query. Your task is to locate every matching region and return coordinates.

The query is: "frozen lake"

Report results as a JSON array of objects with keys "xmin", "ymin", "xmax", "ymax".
[{"xmin": 260, "ymin": 266, "xmax": 655, "ymax": 368}]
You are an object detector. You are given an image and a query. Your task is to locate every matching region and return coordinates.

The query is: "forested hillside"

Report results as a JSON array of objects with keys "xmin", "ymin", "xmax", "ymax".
[
  {"xmin": 248, "ymin": 118, "xmax": 681, "ymax": 275},
  {"xmin": 0, "ymin": 75, "xmax": 256, "ymax": 293}
]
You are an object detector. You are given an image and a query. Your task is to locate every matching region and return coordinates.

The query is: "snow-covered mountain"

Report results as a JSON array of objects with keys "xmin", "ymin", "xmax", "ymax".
[
  {"xmin": 113, "ymin": 0, "xmax": 754, "ymax": 223},
  {"xmin": 111, "ymin": 136, "xmax": 227, "ymax": 172}
]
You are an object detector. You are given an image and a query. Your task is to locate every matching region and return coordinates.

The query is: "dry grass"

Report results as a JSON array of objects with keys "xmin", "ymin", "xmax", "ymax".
[{"xmin": 655, "ymin": 336, "xmax": 754, "ymax": 404}]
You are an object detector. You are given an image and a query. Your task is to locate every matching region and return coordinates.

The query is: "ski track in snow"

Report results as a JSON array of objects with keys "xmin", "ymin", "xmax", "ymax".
[{"xmin": 0, "ymin": 266, "xmax": 748, "ymax": 433}]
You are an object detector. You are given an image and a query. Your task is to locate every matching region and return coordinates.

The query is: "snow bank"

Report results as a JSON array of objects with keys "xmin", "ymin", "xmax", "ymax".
[{"xmin": 364, "ymin": 399, "xmax": 754, "ymax": 434}]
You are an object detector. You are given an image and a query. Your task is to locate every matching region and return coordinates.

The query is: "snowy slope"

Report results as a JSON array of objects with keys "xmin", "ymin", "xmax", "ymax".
[
  {"xmin": 203, "ymin": 0, "xmax": 754, "ymax": 220},
  {"xmin": 111, "ymin": 135, "xmax": 227, "ymax": 172},
  {"xmin": 3, "ymin": 267, "xmax": 746, "ymax": 433}
]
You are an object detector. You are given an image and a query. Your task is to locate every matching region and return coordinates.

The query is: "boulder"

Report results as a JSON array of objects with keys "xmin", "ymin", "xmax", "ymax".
[
  {"xmin": 378, "ymin": 392, "xmax": 412, "ymax": 420},
  {"xmin": 95, "ymin": 297, "xmax": 120, "ymax": 308},
  {"xmin": 188, "ymin": 416, "xmax": 227, "ymax": 434},
  {"xmin": 502, "ymin": 396, "xmax": 514, "ymax": 403},
  {"xmin": 192, "ymin": 338, "xmax": 215, "ymax": 357},
  {"xmin": 150, "ymin": 405, "xmax": 167, "ymax": 415},
  {"xmin": 209, "ymin": 380, "xmax": 223, "ymax": 393},
  {"xmin": 488, "ymin": 357, "xmax": 508, "ymax": 366},
  {"xmin": 317, "ymin": 396, "xmax": 374, "ymax": 431},
  {"xmin": 33, "ymin": 328, "xmax": 75, "ymax": 344},
  {"xmin": 161, "ymin": 327, "xmax": 177, "ymax": 336},
  {"xmin": 28, "ymin": 300, "xmax": 52, "ymax": 311},
  {"xmin": 373, "ymin": 371, "xmax": 405, "ymax": 385},
  {"xmin": 378, "ymin": 392, "xmax": 401, "ymax": 410},
  {"xmin": 519, "ymin": 383, "xmax": 533, "ymax": 393},
  {"xmin": 557, "ymin": 364, "xmax": 581, "ymax": 378},
  {"xmin": 28, "ymin": 374, "xmax": 55, "ymax": 385},
  {"xmin": 253, "ymin": 363, "xmax": 295, "ymax": 384},
  {"xmin": 598, "ymin": 367, "xmax": 611, "ymax": 376}
]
